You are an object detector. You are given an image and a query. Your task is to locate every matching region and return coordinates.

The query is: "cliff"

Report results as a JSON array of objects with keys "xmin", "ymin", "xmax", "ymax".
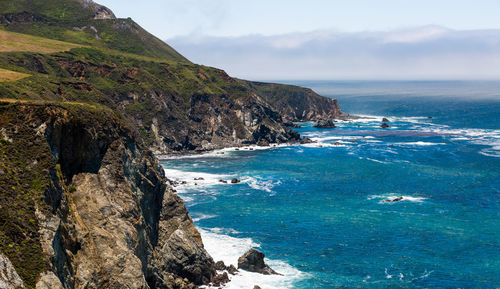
[
  {"xmin": 245, "ymin": 81, "xmax": 344, "ymax": 121},
  {"xmin": 0, "ymin": 102, "xmax": 217, "ymax": 288},
  {"xmin": 0, "ymin": 0, "xmax": 344, "ymax": 287}
]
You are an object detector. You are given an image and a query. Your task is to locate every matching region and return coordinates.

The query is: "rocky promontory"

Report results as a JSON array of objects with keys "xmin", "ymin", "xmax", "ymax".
[{"xmin": 0, "ymin": 102, "xmax": 218, "ymax": 288}]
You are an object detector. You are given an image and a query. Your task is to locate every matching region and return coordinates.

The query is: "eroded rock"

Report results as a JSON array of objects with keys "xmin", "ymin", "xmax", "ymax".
[{"xmin": 237, "ymin": 249, "xmax": 280, "ymax": 275}]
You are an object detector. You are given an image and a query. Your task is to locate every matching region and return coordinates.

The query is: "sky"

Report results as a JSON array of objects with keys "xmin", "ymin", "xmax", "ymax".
[{"xmin": 98, "ymin": 0, "xmax": 500, "ymax": 80}]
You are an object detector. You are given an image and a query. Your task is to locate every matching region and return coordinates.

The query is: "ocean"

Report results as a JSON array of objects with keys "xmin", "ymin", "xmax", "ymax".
[{"xmin": 160, "ymin": 81, "xmax": 500, "ymax": 289}]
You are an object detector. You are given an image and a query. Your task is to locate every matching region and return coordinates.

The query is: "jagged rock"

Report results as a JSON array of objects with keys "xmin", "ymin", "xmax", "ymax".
[
  {"xmin": 382, "ymin": 117, "xmax": 390, "ymax": 122},
  {"xmin": 0, "ymin": 253, "xmax": 25, "ymax": 289},
  {"xmin": 313, "ymin": 119, "xmax": 336, "ymax": 129},
  {"xmin": 380, "ymin": 123, "xmax": 390, "ymax": 128},
  {"xmin": 231, "ymin": 178, "xmax": 241, "ymax": 184},
  {"xmin": 1, "ymin": 105, "xmax": 216, "ymax": 289},
  {"xmin": 300, "ymin": 137, "xmax": 313, "ymax": 144},
  {"xmin": 215, "ymin": 261, "xmax": 226, "ymax": 271},
  {"xmin": 211, "ymin": 272, "xmax": 230, "ymax": 287},
  {"xmin": 36, "ymin": 271, "xmax": 64, "ymax": 289},
  {"xmin": 237, "ymin": 249, "xmax": 280, "ymax": 275},
  {"xmin": 227, "ymin": 265, "xmax": 238, "ymax": 275}
]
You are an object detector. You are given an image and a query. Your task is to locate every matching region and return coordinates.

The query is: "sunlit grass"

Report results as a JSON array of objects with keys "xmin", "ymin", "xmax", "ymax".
[
  {"xmin": 0, "ymin": 68, "xmax": 30, "ymax": 82},
  {"xmin": 0, "ymin": 29, "xmax": 81, "ymax": 53}
]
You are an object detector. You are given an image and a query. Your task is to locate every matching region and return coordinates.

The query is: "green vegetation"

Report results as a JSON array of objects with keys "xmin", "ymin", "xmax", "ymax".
[
  {"xmin": 0, "ymin": 103, "xmax": 52, "ymax": 288},
  {"xmin": 1, "ymin": 0, "xmax": 188, "ymax": 62},
  {"xmin": 0, "ymin": 68, "xmax": 30, "ymax": 82},
  {"xmin": 0, "ymin": 29, "xmax": 81, "ymax": 53}
]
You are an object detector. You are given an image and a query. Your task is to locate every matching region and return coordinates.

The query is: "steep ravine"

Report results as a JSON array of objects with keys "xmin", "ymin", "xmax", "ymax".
[{"xmin": 0, "ymin": 102, "xmax": 217, "ymax": 288}]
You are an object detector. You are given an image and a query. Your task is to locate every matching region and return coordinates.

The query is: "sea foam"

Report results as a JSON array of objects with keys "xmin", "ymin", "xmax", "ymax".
[{"xmin": 198, "ymin": 228, "xmax": 307, "ymax": 289}]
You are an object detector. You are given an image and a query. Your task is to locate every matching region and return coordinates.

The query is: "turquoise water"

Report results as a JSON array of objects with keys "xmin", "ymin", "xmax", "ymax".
[{"xmin": 161, "ymin": 81, "xmax": 500, "ymax": 289}]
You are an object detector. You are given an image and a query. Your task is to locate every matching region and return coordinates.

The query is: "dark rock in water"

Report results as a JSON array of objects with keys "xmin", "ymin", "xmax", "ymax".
[
  {"xmin": 227, "ymin": 264, "xmax": 238, "ymax": 275},
  {"xmin": 219, "ymin": 179, "xmax": 228, "ymax": 184},
  {"xmin": 428, "ymin": 116, "xmax": 433, "ymax": 119},
  {"xmin": 283, "ymin": 121, "xmax": 302, "ymax": 128},
  {"xmin": 231, "ymin": 178, "xmax": 241, "ymax": 184},
  {"xmin": 254, "ymin": 286, "xmax": 262, "ymax": 289},
  {"xmin": 313, "ymin": 119, "xmax": 336, "ymax": 128},
  {"xmin": 235, "ymin": 148, "xmax": 240, "ymax": 150},
  {"xmin": 194, "ymin": 177, "xmax": 204, "ymax": 180},
  {"xmin": 215, "ymin": 261, "xmax": 226, "ymax": 271},
  {"xmin": 382, "ymin": 117, "xmax": 390, "ymax": 122},
  {"xmin": 211, "ymin": 272, "xmax": 229, "ymax": 287},
  {"xmin": 334, "ymin": 142, "xmax": 342, "ymax": 146},
  {"xmin": 300, "ymin": 137, "xmax": 313, "ymax": 144},
  {"xmin": 380, "ymin": 123, "xmax": 390, "ymax": 128},
  {"xmin": 237, "ymin": 249, "xmax": 281, "ymax": 275},
  {"xmin": 384, "ymin": 197, "xmax": 404, "ymax": 202}
]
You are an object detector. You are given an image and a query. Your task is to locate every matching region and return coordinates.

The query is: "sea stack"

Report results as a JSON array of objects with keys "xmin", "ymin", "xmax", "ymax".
[{"xmin": 237, "ymin": 249, "xmax": 281, "ymax": 275}]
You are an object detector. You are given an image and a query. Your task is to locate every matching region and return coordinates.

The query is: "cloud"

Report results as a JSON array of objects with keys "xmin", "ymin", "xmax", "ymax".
[{"xmin": 168, "ymin": 26, "xmax": 500, "ymax": 80}]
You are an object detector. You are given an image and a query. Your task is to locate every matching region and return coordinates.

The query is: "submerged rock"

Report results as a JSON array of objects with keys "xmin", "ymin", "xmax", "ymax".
[
  {"xmin": 231, "ymin": 178, "xmax": 241, "ymax": 184},
  {"xmin": 237, "ymin": 249, "xmax": 281, "ymax": 275},
  {"xmin": 380, "ymin": 123, "xmax": 390, "ymax": 128},
  {"xmin": 384, "ymin": 197, "xmax": 404, "ymax": 202},
  {"xmin": 313, "ymin": 119, "xmax": 336, "ymax": 128},
  {"xmin": 219, "ymin": 179, "xmax": 228, "ymax": 184}
]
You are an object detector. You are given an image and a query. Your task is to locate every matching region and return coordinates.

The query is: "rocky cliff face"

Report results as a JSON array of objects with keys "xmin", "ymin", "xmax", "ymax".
[
  {"xmin": 0, "ymin": 102, "xmax": 216, "ymax": 288},
  {"xmin": 246, "ymin": 81, "xmax": 345, "ymax": 121},
  {"xmin": 0, "ymin": 50, "xmax": 302, "ymax": 154}
]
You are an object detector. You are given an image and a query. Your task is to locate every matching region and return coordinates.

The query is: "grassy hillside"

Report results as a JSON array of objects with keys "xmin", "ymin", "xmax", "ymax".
[
  {"xmin": 0, "ymin": 68, "xmax": 30, "ymax": 82},
  {"xmin": 0, "ymin": 0, "xmax": 188, "ymax": 62},
  {"xmin": 0, "ymin": 29, "xmax": 81, "ymax": 53}
]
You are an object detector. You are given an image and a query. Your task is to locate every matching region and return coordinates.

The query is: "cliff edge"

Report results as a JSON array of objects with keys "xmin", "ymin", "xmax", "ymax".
[{"xmin": 0, "ymin": 102, "xmax": 216, "ymax": 288}]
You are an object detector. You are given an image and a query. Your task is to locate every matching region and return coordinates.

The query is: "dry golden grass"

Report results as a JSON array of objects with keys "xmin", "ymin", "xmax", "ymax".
[
  {"xmin": 0, "ymin": 68, "xmax": 30, "ymax": 82},
  {"xmin": 0, "ymin": 29, "xmax": 81, "ymax": 53}
]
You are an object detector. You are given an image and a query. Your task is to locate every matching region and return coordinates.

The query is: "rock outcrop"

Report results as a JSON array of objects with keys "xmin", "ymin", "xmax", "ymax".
[
  {"xmin": 0, "ymin": 253, "xmax": 25, "ymax": 289},
  {"xmin": 245, "ymin": 81, "xmax": 345, "ymax": 122},
  {"xmin": 0, "ymin": 103, "xmax": 215, "ymax": 288},
  {"xmin": 237, "ymin": 249, "xmax": 280, "ymax": 275},
  {"xmin": 314, "ymin": 119, "xmax": 337, "ymax": 129}
]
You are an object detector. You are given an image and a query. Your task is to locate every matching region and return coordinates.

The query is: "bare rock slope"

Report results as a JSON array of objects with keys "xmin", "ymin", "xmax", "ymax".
[{"xmin": 0, "ymin": 102, "xmax": 216, "ymax": 288}]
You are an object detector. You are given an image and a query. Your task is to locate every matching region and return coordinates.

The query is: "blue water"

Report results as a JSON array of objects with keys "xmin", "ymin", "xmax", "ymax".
[{"xmin": 161, "ymin": 81, "xmax": 500, "ymax": 289}]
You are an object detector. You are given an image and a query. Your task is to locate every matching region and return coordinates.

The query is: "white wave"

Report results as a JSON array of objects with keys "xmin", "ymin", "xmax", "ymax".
[
  {"xmin": 359, "ymin": 157, "xmax": 389, "ymax": 164},
  {"xmin": 345, "ymin": 114, "xmax": 431, "ymax": 124},
  {"xmin": 392, "ymin": 141, "xmax": 446, "ymax": 146},
  {"xmin": 479, "ymin": 149, "xmax": 500, "ymax": 158},
  {"xmin": 191, "ymin": 213, "xmax": 217, "ymax": 222},
  {"xmin": 368, "ymin": 194, "xmax": 427, "ymax": 203},
  {"xmin": 198, "ymin": 228, "xmax": 307, "ymax": 289},
  {"xmin": 243, "ymin": 176, "xmax": 282, "ymax": 194},
  {"xmin": 164, "ymin": 168, "xmax": 234, "ymax": 189},
  {"xmin": 159, "ymin": 144, "xmax": 291, "ymax": 160}
]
